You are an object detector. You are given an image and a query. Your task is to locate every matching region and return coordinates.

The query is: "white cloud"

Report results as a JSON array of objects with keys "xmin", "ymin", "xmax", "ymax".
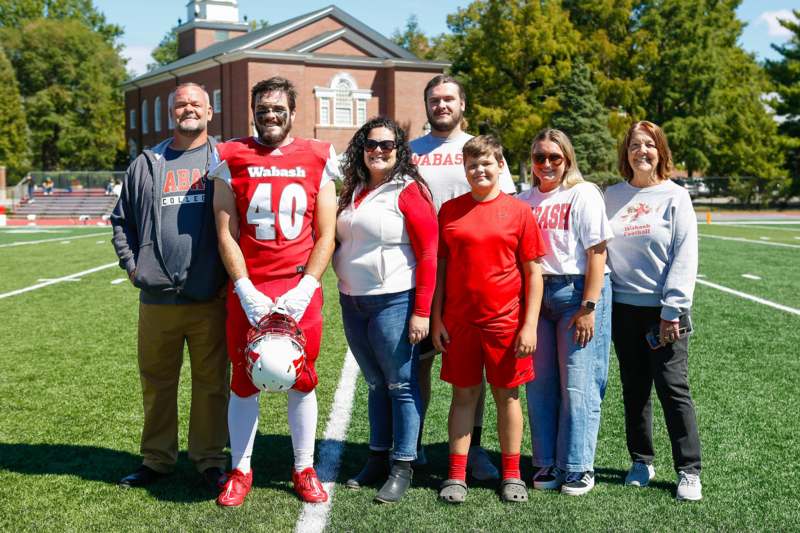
[
  {"xmin": 122, "ymin": 45, "xmax": 154, "ymax": 77},
  {"xmin": 756, "ymin": 10, "xmax": 798, "ymax": 39}
]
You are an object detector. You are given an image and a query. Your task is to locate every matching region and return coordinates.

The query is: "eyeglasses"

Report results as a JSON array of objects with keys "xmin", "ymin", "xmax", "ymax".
[
  {"xmin": 364, "ymin": 139, "xmax": 397, "ymax": 152},
  {"xmin": 532, "ymin": 153, "xmax": 564, "ymax": 166}
]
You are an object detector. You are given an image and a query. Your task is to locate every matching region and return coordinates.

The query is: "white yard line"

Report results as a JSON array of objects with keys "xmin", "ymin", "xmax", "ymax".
[
  {"xmin": 700, "ymin": 221, "xmax": 800, "ymax": 226},
  {"xmin": 294, "ymin": 349, "xmax": 360, "ymax": 533},
  {"xmin": 0, "ymin": 232, "xmax": 109, "ymax": 248},
  {"xmin": 698, "ymin": 233, "xmax": 800, "ymax": 249},
  {"xmin": 0, "ymin": 262, "xmax": 118, "ymax": 300},
  {"xmin": 697, "ymin": 279, "xmax": 800, "ymax": 316}
]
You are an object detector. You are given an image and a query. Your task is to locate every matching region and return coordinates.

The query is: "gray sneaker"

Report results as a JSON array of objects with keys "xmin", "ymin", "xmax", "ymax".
[
  {"xmin": 624, "ymin": 461, "xmax": 655, "ymax": 487},
  {"xmin": 561, "ymin": 471, "xmax": 595, "ymax": 496},
  {"xmin": 676, "ymin": 471, "xmax": 702, "ymax": 501},
  {"xmin": 467, "ymin": 446, "xmax": 500, "ymax": 481}
]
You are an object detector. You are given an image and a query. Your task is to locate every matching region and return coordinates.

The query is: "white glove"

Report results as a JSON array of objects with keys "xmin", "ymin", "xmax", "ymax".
[
  {"xmin": 276, "ymin": 274, "xmax": 319, "ymax": 322},
  {"xmin": 234, "ymin": 278, "xmax": 274, "ymax": 327}
]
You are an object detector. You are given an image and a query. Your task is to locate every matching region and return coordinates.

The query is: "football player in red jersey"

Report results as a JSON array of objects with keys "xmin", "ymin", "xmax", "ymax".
[{"xmin": 211, "ymin": 77, "xmax": 339, "ymax": 507}]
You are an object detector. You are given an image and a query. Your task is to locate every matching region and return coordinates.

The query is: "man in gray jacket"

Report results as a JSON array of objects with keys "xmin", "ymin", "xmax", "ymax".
[{"xmin": 112, "ymin": 83, "xmax": 229, "ymax": 489}]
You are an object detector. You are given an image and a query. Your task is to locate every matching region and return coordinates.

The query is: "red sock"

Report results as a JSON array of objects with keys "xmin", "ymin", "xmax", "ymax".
[
  {"xmin": 501, "ymin": 453, "xmax": 521, "ymax": 480},
  {"xmin": 448, "ymin": 453, "xmax": 468, "ymax": 481}
]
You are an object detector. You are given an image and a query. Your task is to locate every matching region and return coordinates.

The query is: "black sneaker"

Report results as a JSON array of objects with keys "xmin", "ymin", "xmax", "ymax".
[
  {"xmin": 560, "ymin": 470, "xmax": 595, "ymax": 496},
  {"xmin": 532, "ymin": 465, "xmax": 565, "ymax": 490},
  {"xmin": 118, "ymin": 465, "xmax": 166, "ymax": 488},
  {"xmin": 202, "ymin": 466, "xmax": 227, "ymax": 490}
]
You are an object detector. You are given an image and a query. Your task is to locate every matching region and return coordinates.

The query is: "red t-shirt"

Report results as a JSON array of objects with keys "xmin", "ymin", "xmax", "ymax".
[
  {"xmin": 438, "ymin": 192, "xmax": 546, "ymax": 329},
  {"xmin": 213, "ymin": 137, "xmax": 338, "ymax": 282}
]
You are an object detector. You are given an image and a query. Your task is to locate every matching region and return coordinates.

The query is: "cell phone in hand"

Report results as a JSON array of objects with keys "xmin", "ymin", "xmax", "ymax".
[{"xmin": 645, "ymin": 316, "xmax": 694, "ymax": 350}]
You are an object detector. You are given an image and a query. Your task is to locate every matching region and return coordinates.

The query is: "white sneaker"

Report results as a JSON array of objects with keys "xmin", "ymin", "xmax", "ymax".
[
  {"xmin": 676, "ymin": 471, "xmax": 702, "ymax": 501},
  {"xmin": 467, "ymin": 446, "xmax": 499, "ymax": 481},
  {"xmin": 625, "ymin": 462, "xmax": 655, "ymax": 487},
  {"xmin": 561, "ymin": 470, "xmax": 595, "ymax": 496},
  {"xmin": 532, "ymin": 465, "xmax": 565, "ymax": 490}
]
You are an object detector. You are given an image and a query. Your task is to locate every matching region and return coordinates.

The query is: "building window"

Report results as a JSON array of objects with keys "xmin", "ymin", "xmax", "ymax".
[
  {"xmin": 334, "ymin": 80, "xmax": 353, "ymax": 126},
  {"xmin": 215, "ymin": 30, "xmax": 229, "ymax": 42},
  {"xmin": 154, "ymin": 97, "xmax": 162, "ymax": 132},
  {"xmin": 128, "ymin": 139, "xmax": 137, "ymax": 160},
  {"xmin": 167, "ymin": 92, "xmax": 175, "ymax": 130},
  {"xmin": 129, "ymin": 109, "xmax": 136, "ymax": 130},
  {"xmin": 213, "ymin": 90, "xmax": 222, "ymax": 113},
  {"xmin": 319, "ymin": 97, "xmax": 330, "ymax": 126},
  {"xmin": 141, "ymin": 100, "xmax": 149, "ymax": 134},
  {"xmin": 357, "ymin": 100, "xmax": 367, "ymax": 126}
]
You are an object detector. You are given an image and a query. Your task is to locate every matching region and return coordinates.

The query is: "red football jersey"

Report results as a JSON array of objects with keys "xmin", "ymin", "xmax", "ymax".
[
  {"xmin": 212, "ymin": 137, "xmax": 338, "ymax": 282},
  {"xmin": 438, "ymin": 192, "xmax": 546, "ymax": 329}
]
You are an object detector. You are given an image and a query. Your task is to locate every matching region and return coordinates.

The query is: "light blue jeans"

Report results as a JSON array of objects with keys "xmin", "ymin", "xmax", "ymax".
[
  {"xmin": 526, "ymin": 274, "xmax": 612, "ymax": 472},
  {"xmin": 340, "ymin": 289, "xmax": 421, "ymax": 461}
]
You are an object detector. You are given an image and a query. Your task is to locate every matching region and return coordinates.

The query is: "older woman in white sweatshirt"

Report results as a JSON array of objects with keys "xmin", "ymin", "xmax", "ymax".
[{"xmin": 604, "ymin": 121, "xmax": 702, "ymax": 502}]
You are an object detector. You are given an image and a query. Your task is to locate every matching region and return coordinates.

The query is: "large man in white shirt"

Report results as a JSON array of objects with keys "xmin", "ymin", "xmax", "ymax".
[{"xmin": 410, "ymin": 75, "xmax": 516, "ymax": 480}]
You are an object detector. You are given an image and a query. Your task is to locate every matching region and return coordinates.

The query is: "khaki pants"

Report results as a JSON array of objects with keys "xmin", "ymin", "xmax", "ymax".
[{"xmin": 137, "ymin": 298, "xmax": 229, "ymax": 473}]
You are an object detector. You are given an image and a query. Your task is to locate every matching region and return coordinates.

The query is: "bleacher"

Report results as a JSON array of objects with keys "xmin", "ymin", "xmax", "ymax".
[{"xmin": 12, "ymin": 188, "xmax": 118, "ymax": 220}]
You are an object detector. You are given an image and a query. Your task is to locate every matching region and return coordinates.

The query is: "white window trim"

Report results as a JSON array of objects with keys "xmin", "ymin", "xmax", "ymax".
[
  {"xmin": 154, "ymin": 97, "xmax": 162, "ymax": 132},
  {"xmin": 167, "ymin": 92, "xmax": 175, "ymax": 130},
  {"xmin": 213, "ymin": 89, "xmax": 222, "ymax": 113},
  {"xmin": 319, "ymin": 97, "xmax": 330, "ymax": 126},
  {"xmin": 313, "ymin": 72, "xmax": 373, "ymax": 128},
  {"xmin": 141, "ymin": 100, "xmax": 149, "ymax": 134}
]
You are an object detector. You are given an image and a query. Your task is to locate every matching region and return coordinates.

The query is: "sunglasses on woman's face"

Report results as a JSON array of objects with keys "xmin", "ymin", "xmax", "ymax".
[
  {"xmin": 364, "ymin": 139, "xmax": 397, "ymax": 152},
  {"xmin": 532, "ymin": 153, "xmax": 564, "ymax": 165}
]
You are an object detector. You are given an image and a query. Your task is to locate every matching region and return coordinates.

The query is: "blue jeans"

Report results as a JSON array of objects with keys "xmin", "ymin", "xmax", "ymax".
[
  {"xmin": 526, "ymin": 274, "xmax": 612, "ymax": 472},
  {"xmin": 340, "ymin": 289, "xmax": 421, "ymax": 461}
]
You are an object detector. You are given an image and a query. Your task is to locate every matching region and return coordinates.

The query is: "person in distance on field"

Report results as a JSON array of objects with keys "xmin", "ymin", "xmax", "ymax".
[
  {"xmin": 605, "ymin": 121, "xmax": 702, "ymax": 501},
  {"xmin": 517, "ymin": 129, "xmax": 613, "ymax": 496},
  {"xmin": 434, "ymin": 135, "xmax": 545, "ymax": 504},
  {"xmin": 111, "ymin": 82, "xmax": 229, "ymax": 490},
  {"xmin": 334, "ymin": 117, "xmax": 438, "ymax": 503}
]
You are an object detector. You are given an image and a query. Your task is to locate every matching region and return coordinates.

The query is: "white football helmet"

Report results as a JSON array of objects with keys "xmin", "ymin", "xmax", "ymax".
[{"xmin": 245, "ymin": 307, "xmax": 306, "ymax": 393}]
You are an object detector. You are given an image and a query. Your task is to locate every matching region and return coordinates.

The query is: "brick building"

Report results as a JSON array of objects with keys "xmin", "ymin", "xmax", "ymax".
[{"xmin": 123, "ymin": 1, "xmax": 448, "ymax": 158}]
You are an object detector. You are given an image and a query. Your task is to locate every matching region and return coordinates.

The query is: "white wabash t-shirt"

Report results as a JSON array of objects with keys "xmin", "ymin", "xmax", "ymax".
[
  {"xmin": 517, "ymin": 182, "xmax": 613, "ymax": 275},
  {"xmin": 410, "ymin": 131, "xmax": 516, "ymax": 212}
]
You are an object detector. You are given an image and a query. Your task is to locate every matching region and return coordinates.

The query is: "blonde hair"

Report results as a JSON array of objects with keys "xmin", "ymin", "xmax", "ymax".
[{"xmin": 530, "ymin": 129, "xmax": 584, "ymax": 189}]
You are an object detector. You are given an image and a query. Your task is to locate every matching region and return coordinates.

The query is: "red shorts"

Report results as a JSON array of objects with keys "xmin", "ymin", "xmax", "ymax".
[
  {"xmin": 227, "ymin": 275, "xmax": 323, "ymax": 397},
  {"xmin": 439, "ymin": 318, "xmax": 534, "ymax": 388}
]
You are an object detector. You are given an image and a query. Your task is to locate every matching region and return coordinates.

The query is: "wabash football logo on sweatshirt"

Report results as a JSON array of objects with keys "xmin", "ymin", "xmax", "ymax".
[{"xmin": 161, "ymin": 168, "xmax": 207, "ymax": 207}]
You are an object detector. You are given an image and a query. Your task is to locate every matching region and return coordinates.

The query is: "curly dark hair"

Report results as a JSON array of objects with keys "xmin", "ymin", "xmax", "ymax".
[{"xmin": 338, "ymin": 116, "xmax": 430, "ymax": 214}]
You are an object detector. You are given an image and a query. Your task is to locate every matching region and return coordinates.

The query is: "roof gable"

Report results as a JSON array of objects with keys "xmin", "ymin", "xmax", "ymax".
[{"xmin": 128, "ymin": 4, "xmax": 425, "ymax": 86}]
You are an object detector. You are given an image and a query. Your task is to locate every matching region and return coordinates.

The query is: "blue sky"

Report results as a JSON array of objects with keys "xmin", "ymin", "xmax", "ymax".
[{"xmin": 93, "ymin": 0, "xmax": 799, "ymax": 76}]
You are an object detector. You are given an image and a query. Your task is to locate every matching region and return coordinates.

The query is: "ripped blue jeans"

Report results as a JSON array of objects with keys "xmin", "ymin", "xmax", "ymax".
[{"xmin": 340, "ymin": 289, "xmax": 421, "ymax": 461}]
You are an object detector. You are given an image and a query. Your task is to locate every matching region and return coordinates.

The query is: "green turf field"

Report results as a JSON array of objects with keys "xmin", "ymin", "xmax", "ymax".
[{"xmin": 1, "ymin": 219, "xmax": 799, "ymax": 531}]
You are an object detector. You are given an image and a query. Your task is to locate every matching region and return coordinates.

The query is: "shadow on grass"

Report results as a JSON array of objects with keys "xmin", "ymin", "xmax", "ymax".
[{"xmin": 0, "ymin": 432, "xmax": 303, "ymax": 503}]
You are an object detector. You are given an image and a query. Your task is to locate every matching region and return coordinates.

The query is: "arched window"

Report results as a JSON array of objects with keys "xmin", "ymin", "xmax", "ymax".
[
  {"xmin": 167, "ymin": 92, "xmax": 175, "ymax": 130},
  {"xmin": 128, "ymin": 138, "xmax": 138, "ymax": 160},
  {"xmin": 334, "ymin": 79, "xmax": 353, "ymax": 126},
  {"xmin": 154, "ymin": 97, "xmax": 162, "ymax": 132},
  {"xmin": 141, "ymin": 100, "xmax": 149, "ymax": 134}
]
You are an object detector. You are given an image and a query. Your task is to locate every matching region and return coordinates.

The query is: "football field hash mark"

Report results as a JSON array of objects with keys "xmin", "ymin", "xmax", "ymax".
[
  {"xmin": 741, "ymin": 274, "xmax": 761, "ymax": 280},
  {"xmin": 111, "ymin": 278, "xmax": 127, "ymax": 285},
  {"xmin": 294, "ymin": 349, "xmax": 359, "ymax": 533}
]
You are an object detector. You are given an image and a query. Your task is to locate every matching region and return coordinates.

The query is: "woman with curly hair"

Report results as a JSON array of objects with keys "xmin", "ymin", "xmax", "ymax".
[{"xmin": 333, "ymin": 116, "xmax": 438, "ymax": 503}]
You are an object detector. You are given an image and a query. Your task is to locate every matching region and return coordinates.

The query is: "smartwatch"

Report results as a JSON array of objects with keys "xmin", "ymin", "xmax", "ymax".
[{"xmin": 581, "ymin": 300, "xmax": 597, "ymax": 311}]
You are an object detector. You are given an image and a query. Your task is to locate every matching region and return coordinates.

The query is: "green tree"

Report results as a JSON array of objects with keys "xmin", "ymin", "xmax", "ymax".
[
  {"xmin": 0, "ymin": 0, "xmax": 122, "ymax": 47},
  {"xmin": 550, "ymin": 62, "xmax": 617, "ymax": 176},
  {"xmin": 392, "ymin": 15, "xmax": 431, "ymax": 59},
  {"xmin": 447, "ymin": 0, "xmax": 580, "ymax": 167},
  {"xmin": 765, "ymin": 9, "xmax": 800, "ymax": 195},
  {"xmin": 3, "ymin": 18, "xmax": 126, "ymax": 171},
  {"xmin": 148, "ymin": 25, "xmax": 178, "ymax": 70},
  {"xmin": 561, "ymin": 0, "xmax": 650, "ymax": 137},
  {"xmin": 0, "ymin": 45, "xmax": 30, "ymax": 182}
]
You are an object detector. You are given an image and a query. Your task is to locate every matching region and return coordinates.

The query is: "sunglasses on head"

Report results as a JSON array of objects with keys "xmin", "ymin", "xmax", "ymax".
[
  {"xmin": 532, "ymin": 153, "xmax": 564, "ymax": 165},
  {"xmin": 364, "ymin": 139, "xmax": 397, "ymax": 152}
]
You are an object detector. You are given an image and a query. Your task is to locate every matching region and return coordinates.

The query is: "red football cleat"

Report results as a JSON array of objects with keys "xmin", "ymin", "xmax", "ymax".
[
  {"xmin": 217, "ymin": 468, "xmax": 253, "ymax": 508},
  {"xmin": 292, "ymin": 467, "xmax": 328, "ymax": 503}
]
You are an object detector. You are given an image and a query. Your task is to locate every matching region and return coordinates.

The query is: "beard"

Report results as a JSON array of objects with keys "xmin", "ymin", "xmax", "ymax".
[
  {"xmin": 427, "ymin": 107, "xmax": 463, "ymax": 133},
  {"xmin": 256, "ymin": 115, "xmax": 293, "ymax": 146}
]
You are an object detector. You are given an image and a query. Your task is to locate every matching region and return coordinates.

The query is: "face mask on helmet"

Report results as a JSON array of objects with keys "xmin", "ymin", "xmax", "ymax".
[{"xmin": 245, "ymin": 309, "xmax": 306, "ymax": 393}]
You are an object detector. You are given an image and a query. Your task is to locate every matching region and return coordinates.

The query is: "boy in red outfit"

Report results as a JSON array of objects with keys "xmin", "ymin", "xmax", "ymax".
[{"xmin": 432, "ymin": 135, "xmax": 545, "ymax": 503}]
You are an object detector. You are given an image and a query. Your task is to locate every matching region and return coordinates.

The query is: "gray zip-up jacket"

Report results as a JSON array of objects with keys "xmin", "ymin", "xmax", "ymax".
[{"xmin": 111, "ymin": 138, "xmax": 227, "ymax": 304}]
